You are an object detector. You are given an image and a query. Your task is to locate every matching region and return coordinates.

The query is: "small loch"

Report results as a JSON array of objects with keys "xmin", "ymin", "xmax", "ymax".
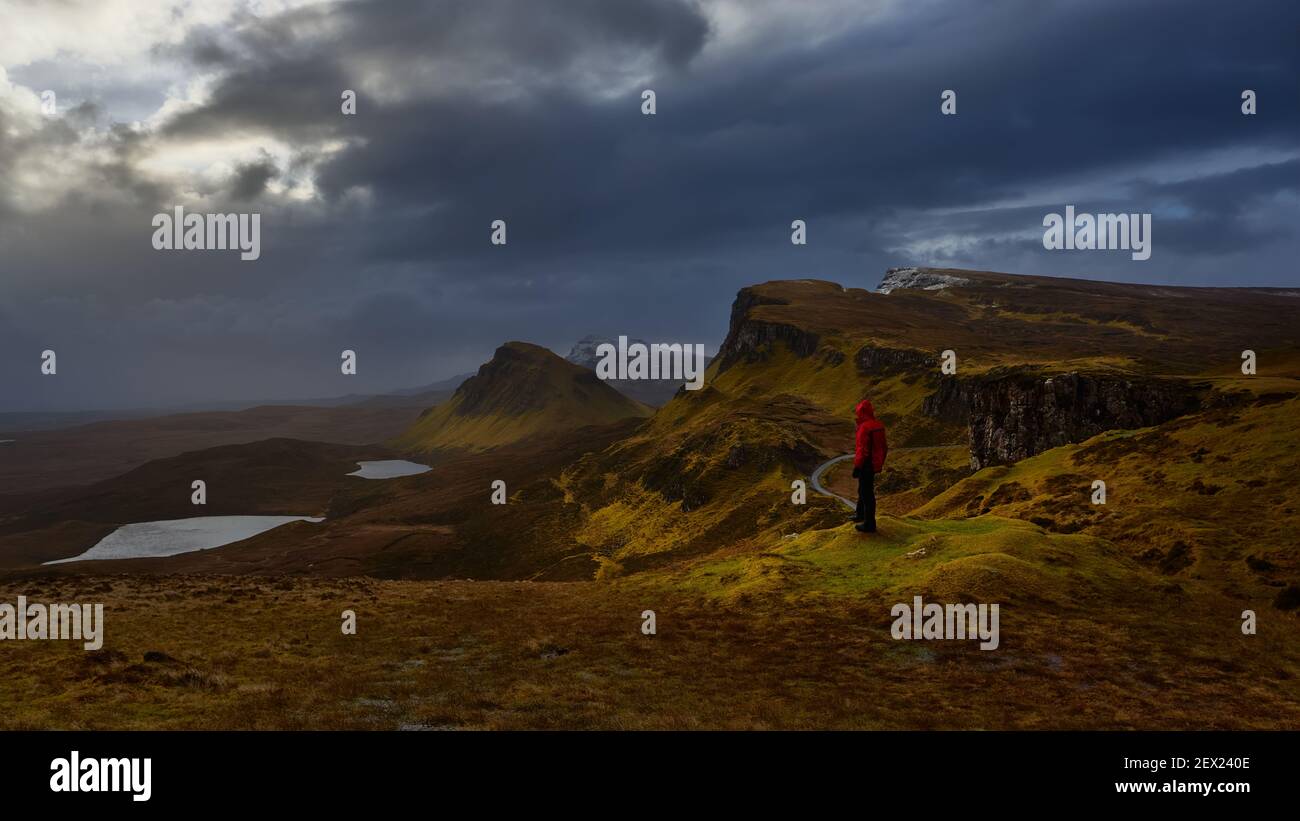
[
  {"xmin": 347, "ymin": 460, "xmax": 432, "ymax": 479},
  {"xmin": 43, "ymin": 515, "xmax": 324, "ymax": 564}
]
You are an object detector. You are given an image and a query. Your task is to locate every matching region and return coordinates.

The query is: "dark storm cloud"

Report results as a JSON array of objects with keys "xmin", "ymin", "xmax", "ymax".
[
  {"xmin": 247, "ymin": 0, "xmax": 708, "ymax": 70},
  {"xmin": 2, "ymin": 0, "xmax": 1299, "ymax": 412},
  {"xmin": 156, "ymin": 0, "xmax": 1300, "ymax": 269},
  {"xmin": 227, "ymin": 157, "xmax": 278, "ymax": 200},
  {"xmin": 160, "ymin": 0, "xmax": 709, "ymax": 141},
  {"xmin": 1134, "ymin": 159, "xmax": 1300, "ymax": 255}
]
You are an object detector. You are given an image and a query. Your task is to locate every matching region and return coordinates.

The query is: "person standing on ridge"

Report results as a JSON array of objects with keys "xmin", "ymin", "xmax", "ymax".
[{"xmin": 852, "ymin": 398, "xmax": 888, "ymax": 533}]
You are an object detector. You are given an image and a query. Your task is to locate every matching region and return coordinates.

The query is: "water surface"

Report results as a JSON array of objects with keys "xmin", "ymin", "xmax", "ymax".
[
  {"xmin": 347, "ymin": 460, "xmax": 431, "ymax": 479},
  {"xmin": 44, "ymin": 515, "xmax": 324, "ymax": 564}
]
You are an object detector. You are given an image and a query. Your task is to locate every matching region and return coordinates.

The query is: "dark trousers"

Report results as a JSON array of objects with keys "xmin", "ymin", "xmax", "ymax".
[{"xmin": 855, "ymin": 467, "xmax": 876, "ymax": 529}]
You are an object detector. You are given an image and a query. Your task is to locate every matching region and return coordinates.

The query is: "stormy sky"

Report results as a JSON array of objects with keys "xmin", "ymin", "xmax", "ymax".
[{"xmin": 1, "ymin": 0, "xmax": 1297, "ymax": 412}]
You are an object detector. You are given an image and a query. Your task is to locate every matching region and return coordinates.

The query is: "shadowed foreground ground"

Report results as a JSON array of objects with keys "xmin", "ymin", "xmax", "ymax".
[{"xmin": 2, "ymin": 565, "xmax": 1295, "ymax": 730}]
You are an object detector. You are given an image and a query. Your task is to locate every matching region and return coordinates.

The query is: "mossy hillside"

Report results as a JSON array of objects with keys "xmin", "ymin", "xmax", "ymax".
[
  {"xmin": 986, "ymin": 307, "xmax": 1173, "ymax": 341},
  {"xmin": 647, "ymin": 338, "xmax": 958, "ymax": 463},
  {"xmin": 572, "ymin": 471, "xmax": 799, "ymax": 576},
  {"xmin": 557, "ymin": 412, "xmax": 846, "ymax": 575},
  {"xmin": 451, "ymin": 271, "xmax": 1300, "ymax": 578},
  {"xmin": 706, "ymin": 344, "xmax": 945, "ymax": 444},
  {"xmin": 406, "ymin": 277, "xmax": 1298, "ymax": 597},
  {"xmin": 914, "ymin": 393, "xmax": 1300, "ymax": 606},
  {"xmin": 396, "ymin": 402, "xmax": 637, "ymax": 452},
  {"xmin": 541, "ymin": 330, "xmax": 970, "ymax": 576},
  {"xmin": 659, "ymin": 514, "xmax": 1143, "ymax": 602},
  {"xmin": 604, "ymin": 508, "xmax": 1300, "ymax": 730}
]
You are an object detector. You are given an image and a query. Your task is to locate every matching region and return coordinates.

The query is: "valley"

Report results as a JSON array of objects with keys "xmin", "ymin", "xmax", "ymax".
[{"xmin": 2, "ymin": 267, "xmax": 1298, "ymax": 729}]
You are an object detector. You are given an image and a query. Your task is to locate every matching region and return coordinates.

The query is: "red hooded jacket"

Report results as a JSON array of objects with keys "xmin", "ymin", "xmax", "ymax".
[{"xmin": 854, "ymin": 399, "xmax": 888, "ymax": 473}]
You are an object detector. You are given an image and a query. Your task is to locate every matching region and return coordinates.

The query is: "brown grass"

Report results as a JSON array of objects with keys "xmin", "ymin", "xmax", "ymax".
[{"xmin": 1, "ymin": 571, "xmax": 1295, "ymax": 730}]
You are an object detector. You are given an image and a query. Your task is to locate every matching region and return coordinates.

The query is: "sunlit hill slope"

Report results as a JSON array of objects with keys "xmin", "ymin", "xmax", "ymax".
[
  {"xmin": 395, "ymin": 341, "xmax": 652, "ymax": 454},
  {"xmin": 520, "ymin": 269, "xmax": 1298, "ymax": 580}
]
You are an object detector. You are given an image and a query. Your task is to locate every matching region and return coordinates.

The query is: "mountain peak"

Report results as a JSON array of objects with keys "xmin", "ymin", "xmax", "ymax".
[
  {"xmin": 454, "ymin": 341, "xmax": 605, "ymax": 417},
  {"xmin": 396, "ymin": 340, "xmax": 650, "ymax": 453},
  {"xmin": 496, "ymin": 340, "xmax": 554, "ymax": 358}
]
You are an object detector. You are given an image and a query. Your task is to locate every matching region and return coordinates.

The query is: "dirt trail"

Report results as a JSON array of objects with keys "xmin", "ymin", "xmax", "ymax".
[{"xmin": 809, "ymin": 445, "xmax": 963, "ymax": 509}]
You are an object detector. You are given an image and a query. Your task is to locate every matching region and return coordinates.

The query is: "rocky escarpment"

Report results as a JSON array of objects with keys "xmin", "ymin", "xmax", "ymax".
[
  {"xmin": 854, "ymin": 344, "xmax": 937, "ymax": 375},
  {"xmin": 715, "ymin": 287, "xmax": 821, "ymax": 373},
  {"xmin": 922, "ymin": 377, "xmax": 971, "ymax": 424},
  {"xmin": 924, "ymin": 369, "xmax": 1202, "ymax": 469}
]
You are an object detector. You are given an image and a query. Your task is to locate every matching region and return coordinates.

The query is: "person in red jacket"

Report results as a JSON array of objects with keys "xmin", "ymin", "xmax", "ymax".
[{"xmin": 851, "ymin": 398, "xmax": 888, "ymax": 533}]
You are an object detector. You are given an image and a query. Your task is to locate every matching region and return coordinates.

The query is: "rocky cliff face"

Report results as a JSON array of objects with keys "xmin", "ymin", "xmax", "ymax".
[
  {"xmin": 921, "ymin": 377, "xmax": 970, "ymax": 424},
  {"xmin": 925, "ymin": 369, "xmax": 1202, "ymax": 469},
  {"xmin": 715, "ymin": 287, "xmax": 821, "ymax": 373},
  {"xmin": 854, "ymin": 344, "xmax": 937, "ymax": 375}
]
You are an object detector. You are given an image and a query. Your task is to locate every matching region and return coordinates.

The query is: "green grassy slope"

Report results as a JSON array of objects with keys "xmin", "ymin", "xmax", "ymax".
[{"xmin": 913, "ymin": 386, "xmax": 1300, "ymax": 609}]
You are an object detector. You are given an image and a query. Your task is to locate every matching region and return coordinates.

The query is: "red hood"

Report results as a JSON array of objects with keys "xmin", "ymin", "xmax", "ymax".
[{"xmin": 855, "ymin": 399, "xmax": 876, "ymax": 425}]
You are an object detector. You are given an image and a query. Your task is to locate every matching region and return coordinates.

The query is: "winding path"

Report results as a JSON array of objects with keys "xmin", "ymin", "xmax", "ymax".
[
  {"xmin": 809, "ymin": 454, "xmax": 856, "ymax": 510},
  {"xmin": 808, "ymin": 445, "xmax": 965, "ymax": 510}
]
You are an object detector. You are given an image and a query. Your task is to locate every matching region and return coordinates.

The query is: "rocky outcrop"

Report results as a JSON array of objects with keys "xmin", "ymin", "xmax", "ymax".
[
  {"xmin": 854, "ymin": 344, "xmax": 937, "ymax": 375},
  {"xmin": 877, "ymin": 267, "xmax": 974, "ymax": 294},
  {"xmin": 715, "ymin": 287, "xmax": 820, "ymax": 373},
  {"xmin": 819, "ymin": 347, "xmax": 846, "ymax": 367},
  {"xmin": 921, "ymin": 377, "xmax": 970, "ymax": 424},
  {"xmin": 924, "ymin": 369, "xmax": 1202, "ymax": 469}
]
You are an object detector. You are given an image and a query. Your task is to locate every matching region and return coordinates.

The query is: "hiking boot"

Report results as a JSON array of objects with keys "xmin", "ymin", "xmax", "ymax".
[{"xmin": 855, "ymin": 523, "xmax": 876, "ymax": 533}]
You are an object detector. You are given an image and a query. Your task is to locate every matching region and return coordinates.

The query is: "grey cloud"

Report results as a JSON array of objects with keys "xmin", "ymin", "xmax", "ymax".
[
  {"xmin": 2, "ymin": 0, "xmax": 1298, "ymax": 412},
  {"xmin": 227, "ymin": 157, "xmax": 278, "ymax": 200}
]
